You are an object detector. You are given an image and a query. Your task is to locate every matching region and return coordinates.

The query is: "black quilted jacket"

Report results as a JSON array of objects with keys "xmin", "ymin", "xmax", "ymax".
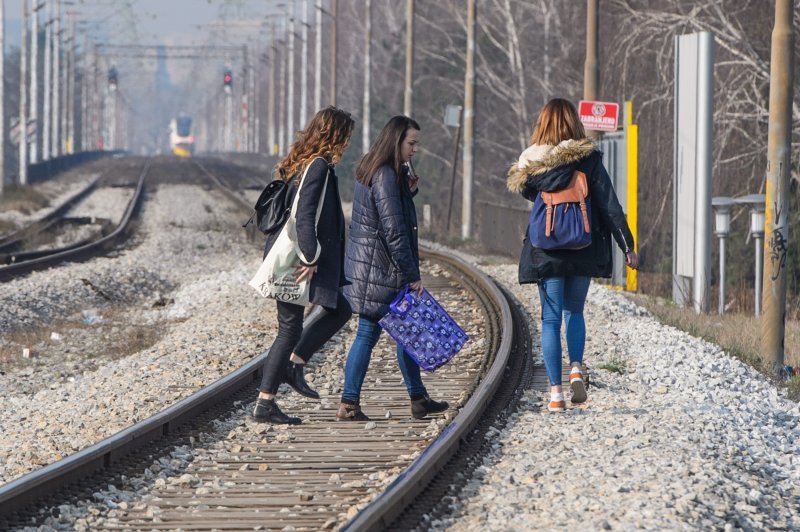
[
  {"xmin": 507, "ymin": 138, "xmax": 634, "ymax": 283},
  {"xmin": 344, "ymin": 164, "xmax": 420, "ymax": 320}
]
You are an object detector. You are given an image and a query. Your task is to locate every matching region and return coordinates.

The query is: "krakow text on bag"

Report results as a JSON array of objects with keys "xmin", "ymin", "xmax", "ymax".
[
  {"xmin": 378, "ymin": 286, "xmax": 469, "ymax": 372},
  {"xmin": 242, "ymin": 178, "xmax": 298, "ymax": 235},
  {"xmin": 529, "ymin": 169, "xmax": 592, "ymax": 250},
  {"xmin": 248, "ymin": 159, "xmax": 328, "ymax": 306}
]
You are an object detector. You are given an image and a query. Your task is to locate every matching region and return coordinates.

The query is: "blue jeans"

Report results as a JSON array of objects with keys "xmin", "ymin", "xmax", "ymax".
[
  {"xmin": 341, "ymin": 315, "xmax": 426, "ymax": 403},
  {"xmin": 538, "ymin": 276, "xmax": 591, "ymax": 386}
]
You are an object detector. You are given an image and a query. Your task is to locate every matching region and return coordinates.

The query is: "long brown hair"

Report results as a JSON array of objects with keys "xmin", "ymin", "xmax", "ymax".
[
  {"xmin": 529, "ymin": 98, "xmax": 586, "ymax": 146},
  {"xmin": 356, "ymin": 116, "xmax": 420, "ymax": 186},
  {"xmin": 276, "ymin": 106, "xmax": 355, "ymax": 181}
]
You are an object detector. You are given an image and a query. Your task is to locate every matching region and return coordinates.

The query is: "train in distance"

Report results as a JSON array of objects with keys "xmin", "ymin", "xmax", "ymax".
[{"xmin": 169, "ymin": 115, "xmax": 195, "ymax": 157}]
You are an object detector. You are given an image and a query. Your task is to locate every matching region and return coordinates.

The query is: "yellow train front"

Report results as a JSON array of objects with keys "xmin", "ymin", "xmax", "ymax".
[{"xmin": 169, "ymin": 116, "xmax": 195, "ymax": 157}]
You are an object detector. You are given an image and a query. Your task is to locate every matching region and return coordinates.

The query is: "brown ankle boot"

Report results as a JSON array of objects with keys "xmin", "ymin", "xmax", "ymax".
[{"xmin": 336, "ymin": 402, "xmax": 370, "ymax": 421}]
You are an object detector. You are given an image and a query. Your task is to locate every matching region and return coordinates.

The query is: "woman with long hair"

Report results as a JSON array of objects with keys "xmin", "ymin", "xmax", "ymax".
[
  {"xmin": 252, "ymin": 106, "xmax": 355, "ymax": 424},
  {"xmin": 337, "ymin": 115, "xmax": 449, "ymax": 421},
  {"xmin": 507, "ymin": 98, "xmax": 638, "ymax": 412}
]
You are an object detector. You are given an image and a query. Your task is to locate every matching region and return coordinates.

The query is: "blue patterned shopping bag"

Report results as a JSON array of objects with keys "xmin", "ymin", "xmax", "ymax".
[{"xmin": 378, "ymin": 285, "xmax": 469, "ymax": 372}]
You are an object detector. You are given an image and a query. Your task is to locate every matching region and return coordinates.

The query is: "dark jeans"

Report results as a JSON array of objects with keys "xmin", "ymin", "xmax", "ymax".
[
  {"xmin": 259, "ymin": 291, "xmax": 352, "ymax": 394},
  {"xmin": 341, "ymin": 315, "xmax": 426, "ymax": 404}
]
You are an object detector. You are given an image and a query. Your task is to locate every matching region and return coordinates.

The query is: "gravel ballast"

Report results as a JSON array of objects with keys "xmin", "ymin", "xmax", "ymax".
[{"xmin": 2, "ymin": 174, "xmax": 798, "ymax": 530}]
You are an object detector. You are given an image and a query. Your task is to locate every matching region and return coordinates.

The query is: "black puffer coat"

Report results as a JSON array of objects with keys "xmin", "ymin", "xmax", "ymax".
[
  {"xmin": 263, "ymin": 157, "xmax": 347, "ymax": 309},
  {"xmin": 507, "ymin": 138, "xmax": 634, "ymax": 283},
  {"xmin": 344, "ymin": 164, "xmax": 420, "ymax": 320}
]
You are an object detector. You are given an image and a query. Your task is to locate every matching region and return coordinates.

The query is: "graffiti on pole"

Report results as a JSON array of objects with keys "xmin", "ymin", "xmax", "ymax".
[{"xmin": 768, "ymin": 199, "xmax": 788, "ymax": 281}]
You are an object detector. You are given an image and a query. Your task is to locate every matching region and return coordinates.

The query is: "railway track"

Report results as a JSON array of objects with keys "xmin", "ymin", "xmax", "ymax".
[
  {"xmin": 0, "ymin": 159, "xmax": 533, "ymax": 530},
  {"xmin": 0, "ymin": 159, "xmax": 149, "ymax": 282}
]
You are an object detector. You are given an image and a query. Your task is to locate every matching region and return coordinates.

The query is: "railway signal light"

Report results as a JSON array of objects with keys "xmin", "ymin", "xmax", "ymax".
[
  {"xmin": 223, "ymin": 70, "xmax": 233, "ymax": 92},
  {"xmin": 108, "ymin": 67, "xmax": 118, "ymax": 91}
]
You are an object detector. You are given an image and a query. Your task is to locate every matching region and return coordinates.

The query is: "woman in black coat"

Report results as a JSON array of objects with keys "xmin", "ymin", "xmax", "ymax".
[
  {"xmin": 507, "ymin": 98, "xmax": 639, "ymax": 413},
  {"xmin": 252, "ymin": 106, "xmax": 355, "ymax": 425},
  {"xmin": 338, "ymin": 116, "xmax": 449, "ymax": 422}
]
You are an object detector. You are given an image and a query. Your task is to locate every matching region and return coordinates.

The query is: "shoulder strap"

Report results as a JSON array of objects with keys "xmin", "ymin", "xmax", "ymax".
[{"xmin": 290, "ymin": 157, "xmax": 328, "ymax": 218}]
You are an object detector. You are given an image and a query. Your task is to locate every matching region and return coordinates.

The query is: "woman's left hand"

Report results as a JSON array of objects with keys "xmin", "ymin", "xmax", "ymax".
[
  {"xmin": 625, "ymin": 251, "xmax": 639, "ymax": 270},
  {"xmin": 295, "ymin": 264, "xmax": 317, "ymax": 283}
]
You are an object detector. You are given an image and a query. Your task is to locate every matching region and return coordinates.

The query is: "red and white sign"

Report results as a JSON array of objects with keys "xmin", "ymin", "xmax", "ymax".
[{"xmin": 578, "ymin": 100, "xmax": 619, "ymax": 132}]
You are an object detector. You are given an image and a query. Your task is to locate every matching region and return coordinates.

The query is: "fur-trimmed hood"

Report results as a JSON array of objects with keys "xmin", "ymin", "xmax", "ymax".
[{"xmin": 507, "ymin": 138, "xmax": 596, "ymax": 194}]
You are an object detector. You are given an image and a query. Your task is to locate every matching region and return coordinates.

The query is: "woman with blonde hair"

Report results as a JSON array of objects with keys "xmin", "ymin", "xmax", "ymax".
[
  {"xmin": 507, "ymin": 98, "xmax": 638, "ymax": 412},
  {"xmin": 252, "ymin": 106, "xmax": 355, "ymax": 424}
]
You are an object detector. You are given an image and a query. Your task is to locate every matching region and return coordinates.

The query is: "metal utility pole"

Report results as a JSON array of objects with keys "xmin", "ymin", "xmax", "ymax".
[
  {"xmin": 300, "ymin": 0, "xmax": 308, "ymax": 127},
  {"xmin": 403, "ymin": 0, "xmax": 414, "ymax": 117},
  {"xmin": 762, "ymin": 0, "xmax": 795, "ymax": 377},
  {"xmin": 30, "ymin": 0, "xmax": 40, "ymax": 163},
  {"xmin": 330, "ymin": 0, "xmax": 337, "ymax": 106},
  {"xmin": 43, "ymin": 0, "xmax": 51, "ymax": 159},
  {"xmin": 53, "ymin": 0, "xmax": 60, "ymax": 156},
  {"xmin": 0, "ymin": 0, "xmax": 5, "ymax": 195},
  {"xmin": 278, "ymin": 32, "xmax": 287, "ymax": 155},
  {"xmin": 362, "ymin": 0, "xmax": 371, "ymax": 154},
  {"xmin": 286, "ymin": 0, "xmax": 295, "ymax": 147},
  {"xmin": 584, "ymin": 0, "xmax": 599, "ymax": 138},
  {"xmin": 461, "ymin": 0, "xmax": 475, "ymax": 240},
  {"xmin": 313, "ymin": 0, "xmax": 322, "ymax": 111},
  {"xmin": 20, "ymin": 0, "xmax": 29, "ymax": 185},
  {"xmin": 267, "ymin": 27, "xmax": 277, "ymax": 154}
]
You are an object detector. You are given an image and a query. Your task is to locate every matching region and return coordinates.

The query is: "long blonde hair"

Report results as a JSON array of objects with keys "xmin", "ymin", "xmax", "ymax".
[
  {"xmin": 276, "ymin": 106, "xmax": 355, "ymax": 181},
  {"xmin": 529, "ymin": 98, "xmax": 586, "ymax": 146}
]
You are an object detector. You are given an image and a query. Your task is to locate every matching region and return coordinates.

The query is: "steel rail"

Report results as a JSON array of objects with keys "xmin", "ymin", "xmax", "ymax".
[
  {"xmin": 0, "ymin": 160, "xmax": 149, "ymax": 282},
  {"xmin": 0, "ymin": 175, "xmax": 101, "ymax": 250}
]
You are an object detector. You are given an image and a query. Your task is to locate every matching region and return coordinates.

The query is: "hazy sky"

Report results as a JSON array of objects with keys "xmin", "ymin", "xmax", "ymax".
[{"xmin": 3, "ymin": 0, "xmax": 262, "ymax": 48}]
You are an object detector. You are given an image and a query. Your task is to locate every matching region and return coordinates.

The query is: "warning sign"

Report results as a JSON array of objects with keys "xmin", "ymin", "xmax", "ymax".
[{"xmin": 578, "ymin": 100, "xmax": 619, "ymax": 132}]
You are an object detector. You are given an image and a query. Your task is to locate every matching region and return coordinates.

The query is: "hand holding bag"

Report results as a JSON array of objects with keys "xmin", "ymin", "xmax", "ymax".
[
  {"xmin": 378, "ymin": 285, "xmax": 469, "ymax": 372},
  {"xmin": 248, "ymin": 159, "xmax": 329, "ymax": 306}
]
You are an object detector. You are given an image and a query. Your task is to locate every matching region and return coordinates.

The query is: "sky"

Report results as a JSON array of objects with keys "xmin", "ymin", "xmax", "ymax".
[{"xmin": 3, "ymin": 0, "xmax": 254, "ymax": 49}]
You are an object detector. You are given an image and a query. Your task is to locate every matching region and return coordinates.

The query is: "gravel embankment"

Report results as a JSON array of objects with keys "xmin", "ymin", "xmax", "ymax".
[{"xmin": 425, "ymin": 263, "xmax": 800, "ymax": 531}]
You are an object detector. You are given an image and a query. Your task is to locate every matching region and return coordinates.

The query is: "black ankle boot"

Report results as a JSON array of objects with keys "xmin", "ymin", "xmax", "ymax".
[
  {"xmin": 410, "ymin": 394, "xmax": 449, "ymax": 419},
  {"xmin": 252, "ymin": 398, "xmax": 302, "ymax": 424},
  {"xmin": 283, "ymin": 362, "xmax": 320, "ymax": 399}
]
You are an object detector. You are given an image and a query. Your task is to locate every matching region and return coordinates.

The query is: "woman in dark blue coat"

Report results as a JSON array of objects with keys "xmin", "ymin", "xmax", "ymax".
[
  {"xmin": 507, "ymin": 98, "xmax": 638, "ymax": 413},
  {"xmin": 251, "ymin": 107, "xmax": 355, "ymax": 425},
  {"xmin": 338, "ymin": 116, "xmax": 449, "ymax": 421}
]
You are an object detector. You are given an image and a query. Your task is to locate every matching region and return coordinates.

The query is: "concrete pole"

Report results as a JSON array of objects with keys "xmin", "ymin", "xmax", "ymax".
[
  {"xmin": 53, "ymin": 0, "xmax": 60, "ymax": 156},
  {"xmin": 313, "ymin": 0, "xmax": 321, "ymax": 111},
  {"xmin": 761, "ymin": 0, "xmax": 794, "ymax": 376},
  {"xmin": 287, "ymin": 0, "xmax": 295, "ymax": 147},
  {"xmin": 42, "ymin": 0, "xmax": 51, "ymax": 159},
  {"xmin": 583, "ymin": 0, "xmax": 599, "ymax": 139},
  {"xmin": 461, "ymin": 0, "xmax": 475, "ymax": 240},
  {"xmin": 300, "ymin": 0, "xmax": 308, "ymax": 127},
  {"xmin": 330, "ymin": 0, "xmax": 336, "ymax": 106},
  {"xmin": 20, "ymin": 0, "xmax": 29, "ymax": 185},
  {"xmin": 67, "ymin": 16, "xmax": 74, "ymax": 153},
  {"xmin": 278, "ymin": 33, "xmax": 286, "ymax": 155},
  {"xmin": 0, "ymin": 0, "xmax": 5, "ymax": 194},
  {"xmin": 403, "ymin": 0, "xmax": 413, "ymax": 117},
  {"xmin": 362, "ymin": 0, "xmax": 371, "ymax": 154},
  {"xmin": 30, "ymin": 0, "xmax": 39, "ymax": 163},
  {"xmin": 693, "ymin": 32, "xmax": 714, "ymax": 314}
]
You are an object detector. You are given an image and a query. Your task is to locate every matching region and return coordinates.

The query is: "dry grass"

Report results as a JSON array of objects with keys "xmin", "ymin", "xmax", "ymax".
[
  {"xmin": 0, "ymin": 306, "xmax": 166, "ymax": 370},
  {"xmin": 627, "ymin": 292, "xmax": 800, "ymax": 399},
  {"xmin": 0, "ymin": 185, "xmax": 49, "ymax": 214}
]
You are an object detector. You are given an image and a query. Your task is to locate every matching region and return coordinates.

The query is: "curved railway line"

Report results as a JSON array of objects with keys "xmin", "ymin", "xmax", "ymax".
[{"xmin": 0, "ymin": 156, "xmax": 535, "ymax": 530}]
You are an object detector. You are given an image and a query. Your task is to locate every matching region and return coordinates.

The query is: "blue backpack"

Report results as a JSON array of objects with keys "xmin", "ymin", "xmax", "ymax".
[{"xmin": 529, "ymin": 170, "xmax": 592, "ymax": 250}]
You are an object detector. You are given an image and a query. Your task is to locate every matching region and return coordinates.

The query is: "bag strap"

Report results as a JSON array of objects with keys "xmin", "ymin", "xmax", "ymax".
[{"xmin": 290, "ymin": 156, "xmax": 329, "ymax": 218}]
